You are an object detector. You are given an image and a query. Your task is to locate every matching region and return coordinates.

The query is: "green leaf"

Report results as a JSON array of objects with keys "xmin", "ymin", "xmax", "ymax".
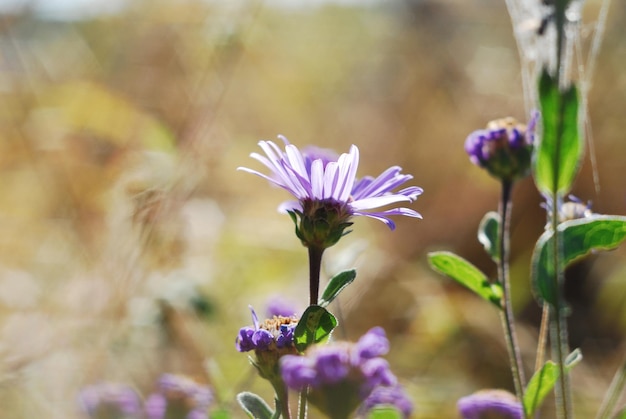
[
  {"xmin": 294, "ymin": 305, "xmax": 338, "ymax": 352},
  {"xmin": 478, "ymin": 211, "xmax": 501, "ymax": 262},
  {"xmin": 367, "ymin": 406, "xmax": 404, "ymax": 419},
  {"xmin": 236, "ymin": 392, "xmax": 274, "ymax": 419},
  {"xmin": 533, "ymin": 69, "xmax": 581, "ymax": 195},
  {"xmin": 318, "ymin": 269, "xmax": 356, "ymax": 307},
  {"xmin": 523, "ymin": 349, "xmax": 582, "ymax": 416},
  {"xmin": 532, "ymin": 215, "xmax": 626, "ymax": 305},
  {"xmin": 428, "ymin": 251, "xmax": 503, "ymax": 309}
]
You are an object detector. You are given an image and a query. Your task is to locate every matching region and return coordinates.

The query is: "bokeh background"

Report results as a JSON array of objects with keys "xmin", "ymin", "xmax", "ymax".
[{"xmin": 0, "ymin": 0, "xmax": 625, "ymax": 417}]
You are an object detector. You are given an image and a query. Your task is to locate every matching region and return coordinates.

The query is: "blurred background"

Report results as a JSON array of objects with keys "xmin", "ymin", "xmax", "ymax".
[{"xmin": 0, "ymin": 0, "xmax": 625, "ymax": 417}]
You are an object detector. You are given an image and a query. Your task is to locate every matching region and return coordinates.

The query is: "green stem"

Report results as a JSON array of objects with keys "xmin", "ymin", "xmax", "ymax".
[
  {"xmin": 535, "ymin": 304, "xmax": 551, "ymax": 373},
  {"xmin": 271, "ymin": 380, "xmax": 292, "ymax": 419},
  {"xmin": 498, "ymin": 180, "xmax": 526, "ymax": 408},
  {"xmin": 308, "ymin": 247, "xmax": 325, "ymax": 306},
  {"xmin": 551, "ymin": 2, "xmax": 572, "ymax": 416},
  {"xmin": 596, "ymin": 354, "xmax": 626, "ymax": 419},
  {"xmin": 298, "ymin": 387, "xmax": 308, "ymax": 419}
]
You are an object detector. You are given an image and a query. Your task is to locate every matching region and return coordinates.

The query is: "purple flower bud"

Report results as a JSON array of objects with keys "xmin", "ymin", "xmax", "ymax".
[
  {"xmin": 457, "ymin": 389, "xmax": 523, "ymax": 419},
  {"xmin": 361, "ymin": 384, "xmax": 414, "ymax": 419},
  {"xmin": 361, "ymin": 358, "xmax": 397, "ymax": 392},
  {"xmin": 353, "ymin": 327, "xmax": 389, "ymax": 363},
  {"xmin": 146, "ymin": 374, "xmax": 212, "ymax": 419},
  {"xmin": 464, "ymin": 113, "xmax": 537, "ymax": 182},
  {"xmin": 265, "ymin": 296, "xmax": 299, "ymax": 318},
  {"xmin": 315, "ymin": 347, "xmax": 350, "ymax": 384},
  {"xmin": 280, "ymin": 355, "xmax": 317, "ymax": 390},
  {"xmin": 276, "ymin": 324, "xmax": 295, "ymax": 348},
  {"xmin": 144, "ymin": 393, "xmax": 167, "ymax": 419},
  {"xmin": 252, "ymin": 329, "xmax": 275, "ymax": 350},
  {"xmin": 235, "ymin": 326, "xmax": 256, "ymax": 352}
]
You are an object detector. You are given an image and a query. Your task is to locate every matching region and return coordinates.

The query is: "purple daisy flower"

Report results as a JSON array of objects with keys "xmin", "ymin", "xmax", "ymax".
[
  {"xmin": 457, "ymin": 389, "xmax": 523, "ymax": 419},
  {"xmin": 238, "ymin": 136, "xmax": 422, "ymax": 248}
]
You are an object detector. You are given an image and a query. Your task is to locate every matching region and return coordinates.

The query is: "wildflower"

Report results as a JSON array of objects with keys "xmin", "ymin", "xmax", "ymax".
[
  {"xmin": 360, "ymin": 384, "xmax": 414, "ymax": 419},
  {"xmin": 236, "ymin": 306, "xmax": 299, "ymax": 384},
  {"xmin": 280, "ymin": 327, "xmax": 399, "ymax": 419},
  {"xmin": 465, "ymin": 113, "xmax": 537, "ymax": 182},
  {"xmin": 144, "ymin": 374, "xmax": 212, "ymax": 419},
  {"xmin": 78, "ymin": 382, "xmax": 142, "ymax": 419},
  {"xmin": 238, "ymin": 136, "xmax": 422, "ymax": 249},
  {"xmin": 457, "ymin": 389, "xmax": 523, "ymax": 419}
]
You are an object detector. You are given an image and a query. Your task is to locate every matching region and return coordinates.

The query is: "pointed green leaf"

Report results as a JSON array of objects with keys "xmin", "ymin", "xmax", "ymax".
[
  {"xmin": 294, "ymin": 305, "xmax": 337, "ymax": 352},
  {"xmin": 533, "ymin": 69, "xmax": 581, "ymax": 195},
  {"xmin": 318, "ymin": 269, "xmax": 356, "ymax": 307},
  {"xmin": 367, "ymin": 406, "xmax": 403, "ymax": 419},
  {"xmin": 523, "ymin": 349, "xmax": 582, "ymax": 416},
  {"xmin": 236, "ymin": 392, "xmax": 274, "ymax": 419},
  {"xmin": 478, "ymin": 211, "xmax": 501, "ymax": 262},
  {"xmin": 428, "ymin": 251, "xmax": 503, "ymax": 309},
  {"xmin": 532, "ymin": 215, "xmax": 626, "ymax": 305}
]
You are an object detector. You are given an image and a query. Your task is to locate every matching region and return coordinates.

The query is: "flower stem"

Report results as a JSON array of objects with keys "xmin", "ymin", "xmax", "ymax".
[
  {"xmin": 596, "ymin": 353, "xmax": 626, "ymax": 419},
  {"xmin": 308, "ymin": 246, "xmax": 325, "ymax": 306},
  {"xmin": 298, "ymin": 387, "xmax": 308, "ymax": 419},
  {"xmin": 498, "ymin": 180, "xmax": 526, "ymax": 407},
  {"xmin": 272, "ymin": 380, "xmax": 292, "ymax": 419},
  {"xmin": 535, "ymin": 303, "xmax": 551, "ymax": 372}
]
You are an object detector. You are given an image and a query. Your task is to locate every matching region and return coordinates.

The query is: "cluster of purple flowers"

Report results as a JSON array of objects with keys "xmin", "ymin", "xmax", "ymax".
[
  {"xmin": 280, "ymin": 327, "xmax": 413, "ymax": 418},
  {"xmin": 78, "ymin": 374, "xmax": 212, "ymax": 419},
  {"xmin": 464, "ymin": 114, "xmax": 537, "ymax": 181},
  {"xmin": 235, "ymin": 306, "xmax": 298, "ymax": 353}
]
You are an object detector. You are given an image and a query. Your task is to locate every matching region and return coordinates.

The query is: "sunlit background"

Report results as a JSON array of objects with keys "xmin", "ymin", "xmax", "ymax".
[{"xmin": 1, "ymin": 0, "xmax": 625, "ymax": 417}]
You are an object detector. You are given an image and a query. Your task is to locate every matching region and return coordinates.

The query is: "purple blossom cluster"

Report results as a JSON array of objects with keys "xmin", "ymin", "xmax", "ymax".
[
  {"xmin": 464, "ymin": 114, "xmax": 537, "ymax": 181},
  {"xmin": 280, "ymin": 327, "xmax": 412, "ymax": 418},
  {"xmin": 457, "ymin": 389, "xmax": 523, "ymax": 419},
  {"xmin": 78, "ymin": 375, "xmax": 212, "ymax": 419},
  {"xmin": 235, "ymin": 306, "xmax": 298, "ymax": 353}
]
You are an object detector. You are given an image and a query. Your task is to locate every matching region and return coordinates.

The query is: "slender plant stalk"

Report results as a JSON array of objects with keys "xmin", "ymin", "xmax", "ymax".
[
  {"xmin": 550, "ymin": 1, "xmax": 572, "ymax": 417},
  {"xmin": 535, "ymin": 304, "xmax": 551, "ymax": 372},
  {"xmin": 308, "ymin": 247, "xmax": 325, "ymax": 306},
  {"xmin": 596, "ymin": 354, "xmax": 626, "ymax": 419},
  {"xmin": 498, "ymin": 180, "xmax": 526, "ymax": 406},
  {"xmin": 273, "ymin": 381, "xmax": 292, "ymax": 419},
  {"xmin": 298, "ymin": 387, "xmax": 308, "ymax": 419}
]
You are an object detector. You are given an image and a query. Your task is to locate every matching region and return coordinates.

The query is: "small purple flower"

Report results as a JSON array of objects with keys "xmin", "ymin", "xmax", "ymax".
[
  {"xmin": 145, "ymin": 374, "xmax": 212, "ymax": 419},
  {"xmin": 315, "ymin": 347, "xmax": 351, "ymax": 384},
  {"xmin": 78, "ymin": 382, "xmax": 142, "ymax": 419},
  {"xmin": 235, "ymin": 306, "xmax": 298, "ymax": 353},
  {"xmin": 238, "ymin": 136, "xmax": 422, "ymax": 248},
  {"xmin": 280, "ymin": 355, "xmax": 318, "ymax": 390},
  {"xmin": 353, "ymin": 326, "xmax": 389, "ymax": 363},
  {"xmin": 465, "ymin": 113, "xmax": 537, "ymax": 181},
  {"xmin": 361, "ymin": 358, "xmax": 397, "ymax": 393},
  {"xmin": 457, "ymin": 389, "xmax": 523, "ymax": 419},
  {"xmin": 360, "ymin": 384, "xmax": 414, "ymax": 419}
]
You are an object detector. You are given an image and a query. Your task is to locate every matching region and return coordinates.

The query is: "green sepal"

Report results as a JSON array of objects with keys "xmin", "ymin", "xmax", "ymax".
[
  {"xmin": 532, "ymin": 215, "xmax": 626, "ymax": 306},
  {"xmin": 367, "ymin": 406, "xmax": 404, "ymax": 419},
  {"xmin": 428, "ymin": 251, "xmax": 503, "ymax": 309},
  {"xmin": 478, "ymin": 211, "xmax": 501, "ymax": 262},
  {"xmin": 318, "ymin": 269, "xmax": 357, "ymax": 307},
  {"xmin": 236, "ymin": 392, "xmax": 274, "ymax": 419},
  {"xmin": 523, "ymin": 349, "xmax": 582, "ymax": 417},
  {"xmin": 294, "ymin": 305, "xmax": 338, "ymax": 353},
  {"xmin": 533, "ymin": 69, "xmax": 581, "ymax": 196}
]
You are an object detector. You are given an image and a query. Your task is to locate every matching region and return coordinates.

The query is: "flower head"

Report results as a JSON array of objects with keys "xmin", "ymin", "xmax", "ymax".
[
  {"xmin": 457, "ymin": 389, "xmax": 523, "ymax": 419},
  {"xmin": 236, "ymin": 306, "xmax": 299, "ymax": 385},
  {"xmin": 465, "ymin": 113, "xmax": 537, "ymax": 182},
  {"xmin": 78, "ymin": 382, "xmax": 143, "ymax": 419},
  {"xmin": 144, "ymin": 374, "xmax": 212, "ymax": 419},
  {"xmin": 280, "ymin": 327, "xmax": 399, "ymax": 419},
  {"xmin": 238, "ymin": 136, "xmax": 422, "ymax": 249}
]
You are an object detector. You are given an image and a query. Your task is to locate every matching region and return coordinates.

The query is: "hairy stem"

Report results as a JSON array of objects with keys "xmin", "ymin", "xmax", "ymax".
[
  {"xmin": 498, "ymin": 180, "xmax": 526, "ymax": 407},
  {"xmin": 298, "ymin": 387, "xmax": 308, "ymax": 419},
  {"xmin": 308, "ymin": 246, "xmax": 325, "ymax": 306},
  {"xmin": 596, "ymin": 354, "xmax": 626, "ymax": 419}
]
